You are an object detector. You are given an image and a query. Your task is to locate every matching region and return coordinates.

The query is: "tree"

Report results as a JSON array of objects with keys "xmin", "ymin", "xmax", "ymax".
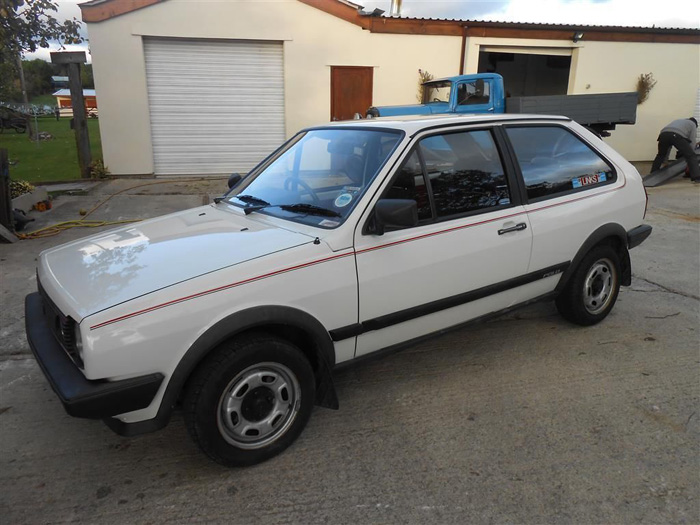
[
  {"xmin": 23, "ymin": 58, "xmax": 53, "ymax": 98},
  {"xmin": 81, "ymin": 63, "xmax": 94, "ymax": 89},
  {"xmin": 0, "ymin": 0, "xmax": 82, "ymax": 136},
  {"xmin": 0, "ymin": 0, "xmax": 83, "ymax": 62},
  {"xmin": 0, "ymin": 62, "xmax": 21, "ymax": 101}
]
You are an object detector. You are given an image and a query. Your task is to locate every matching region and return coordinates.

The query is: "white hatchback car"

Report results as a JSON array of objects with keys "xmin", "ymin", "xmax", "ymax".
[{"xmin": 26, "ymin": 114, "xmax": 651, "ymax": 466}]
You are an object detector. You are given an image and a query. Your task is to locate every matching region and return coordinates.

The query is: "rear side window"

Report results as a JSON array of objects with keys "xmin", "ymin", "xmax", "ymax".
[{"xmin": 506, "ymin": 126, "xmax": 615, "ymax": 201}]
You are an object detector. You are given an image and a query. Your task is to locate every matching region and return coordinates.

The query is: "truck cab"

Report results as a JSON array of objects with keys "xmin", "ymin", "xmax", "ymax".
[{"xmin": 367, "ymin": 73, "xmax": 506, "ymax": 118}]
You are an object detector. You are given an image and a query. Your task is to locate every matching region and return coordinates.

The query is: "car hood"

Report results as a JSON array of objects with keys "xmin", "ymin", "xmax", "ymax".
[{"xmin": 38, "ymin": 205, "xmax": 315, "ymax": 320}]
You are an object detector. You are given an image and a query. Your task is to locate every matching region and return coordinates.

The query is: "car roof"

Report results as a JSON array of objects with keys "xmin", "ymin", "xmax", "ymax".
[{"xmin": 308, "ymin": 113, "xmax": 571, "ymax": 135}]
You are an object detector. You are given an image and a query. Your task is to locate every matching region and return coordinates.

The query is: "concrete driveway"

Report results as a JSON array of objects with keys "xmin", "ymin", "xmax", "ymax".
[{"xmin": 1, "ymin": 177, "xmax": 698, "ymax": 524}]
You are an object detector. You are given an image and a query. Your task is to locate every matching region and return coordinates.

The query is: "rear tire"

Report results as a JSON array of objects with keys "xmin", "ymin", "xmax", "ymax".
[
  {"xmin": 556, "ymin": 245, "xmax": 621, "ymax": 326},
  {"xmin": 184, "ymin": 333, "xmax": 315, "ymax": 467}
]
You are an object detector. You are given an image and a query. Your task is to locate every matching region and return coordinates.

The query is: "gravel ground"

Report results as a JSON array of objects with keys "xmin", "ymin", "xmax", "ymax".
[{"xmin": 1, "ymin": 177, "xmax": 698, "ymax": 524}]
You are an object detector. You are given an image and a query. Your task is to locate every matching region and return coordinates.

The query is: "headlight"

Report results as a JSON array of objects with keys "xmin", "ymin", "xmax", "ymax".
[{"xmin": 74, "ymin": 323, "xmax": 84, "ymax": 363}]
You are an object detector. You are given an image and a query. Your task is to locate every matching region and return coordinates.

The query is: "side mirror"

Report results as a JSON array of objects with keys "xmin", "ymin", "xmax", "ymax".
[
  {"xmin": 228, "ymin": 172, "xmax": 243, "ymax": 189},
  {"xmin": 373, "ymin": 199, "xmax": 418, "ymax": 236}
]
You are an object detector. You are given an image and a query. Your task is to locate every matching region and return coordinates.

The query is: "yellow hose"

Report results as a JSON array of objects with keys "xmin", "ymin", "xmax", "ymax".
[{"xmin": 18, "ymin": 179, "xmax": 209, "ymax": 240}]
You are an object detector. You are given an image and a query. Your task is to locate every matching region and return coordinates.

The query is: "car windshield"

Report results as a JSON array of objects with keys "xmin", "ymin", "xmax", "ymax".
[
  {"xmin": 228, "ymin": 128, "xmax": 403, "ymax": 228},
  {"xmin": 422, "ymin": 81, "xmax": 452, "ymax": 104}
]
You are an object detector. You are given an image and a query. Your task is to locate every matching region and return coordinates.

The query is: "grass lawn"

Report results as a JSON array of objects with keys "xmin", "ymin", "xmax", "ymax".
[{"xmin": 0, "ymin": 117, "xmax": 102, "ymax": 183}]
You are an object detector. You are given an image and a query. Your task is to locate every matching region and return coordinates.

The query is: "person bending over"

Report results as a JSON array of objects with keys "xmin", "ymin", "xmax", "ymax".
[{"xmin": 651, "ymin": 117, "xmax": 699, "ymax": 182}]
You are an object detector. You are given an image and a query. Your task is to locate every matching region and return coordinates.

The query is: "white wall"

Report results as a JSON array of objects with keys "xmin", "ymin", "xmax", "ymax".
[
  {"xmin": 89, "ymin": 0, "xmax": 699, "ymax": 173},
  {"xmin": 570, "ymin": 41, "xmax": 699, "ymax": 161},
  {"xmin": 87, "ymin": 0, "xmax": 462, "ymax": 175},
  {"xmin": 464, "ymin": 36, "xmax": 700, "ymax": 161}
]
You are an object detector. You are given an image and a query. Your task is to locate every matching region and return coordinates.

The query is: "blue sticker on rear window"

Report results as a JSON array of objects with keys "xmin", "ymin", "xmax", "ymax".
[{"xmin": 573, "ymin": 172, "xmax": 607, "ymax": 188}]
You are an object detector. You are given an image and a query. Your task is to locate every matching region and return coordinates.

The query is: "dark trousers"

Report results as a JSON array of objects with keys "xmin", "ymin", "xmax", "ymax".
[{"xmin": 651, "ymin": 131, "xmax": 699, "ymax": 180}]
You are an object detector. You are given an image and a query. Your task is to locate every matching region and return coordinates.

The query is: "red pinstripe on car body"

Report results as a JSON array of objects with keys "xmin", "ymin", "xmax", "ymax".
[
  {"xmin": 91, "ymin": 178, "xmax": 626, "ymax": 331},
  {"xmin": 89, "ymin": 250, "xmax": 355, "ymax": 330}
]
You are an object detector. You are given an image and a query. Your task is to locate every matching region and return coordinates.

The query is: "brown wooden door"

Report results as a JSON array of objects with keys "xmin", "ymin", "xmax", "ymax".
[{"xmin": 330, "ymin": 66, "xmax": 373, "ymax": 121}]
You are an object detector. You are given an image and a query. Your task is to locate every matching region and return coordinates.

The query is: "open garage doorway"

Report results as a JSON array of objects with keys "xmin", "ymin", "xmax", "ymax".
[{"xmin": 478, "ymin": 50, "xmax": 571, "ymax": 97}]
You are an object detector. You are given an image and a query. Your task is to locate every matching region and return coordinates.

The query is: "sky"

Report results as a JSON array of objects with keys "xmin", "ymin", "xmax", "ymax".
[
  {"xmin": 25, "ymin": 0, "xmax": 700, "ymax": 62},
  {"xmin": 361, "ymin": 0, "xmax": 700, "ymax": 28}
]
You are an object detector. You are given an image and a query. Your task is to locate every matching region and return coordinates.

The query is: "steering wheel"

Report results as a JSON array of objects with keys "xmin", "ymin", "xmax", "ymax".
[{"xmin": 284, "ymin": 177, "xmax": 321, "ymax": 204}]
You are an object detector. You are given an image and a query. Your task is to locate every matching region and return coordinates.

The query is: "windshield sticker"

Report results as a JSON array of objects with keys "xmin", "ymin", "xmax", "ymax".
[
  {"xmin": 334, "ymin": 193, "xmax": 353, "ymax": 208},
  {"xmin": 572, "ymin": 172, "xmax": 607, "ymax": 189},
  {"xmin": 319, "ymin": 219, "xmax": 340, "ymax": 227}
]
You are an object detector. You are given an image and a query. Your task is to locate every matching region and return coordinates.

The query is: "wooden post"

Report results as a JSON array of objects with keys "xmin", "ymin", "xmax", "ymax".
[
  {"xmin": 0, "ymin": 148, "xmax": 18, "ymax": 242},
  {"xmin": 51, "ymin": 51, "xmax": 92, "ymax": 178}
]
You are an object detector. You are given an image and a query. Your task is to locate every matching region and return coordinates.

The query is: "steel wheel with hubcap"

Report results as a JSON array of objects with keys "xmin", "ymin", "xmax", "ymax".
[
  {"xmin": 184, "ymin": 333, "xmax": 315, "ymax": 467},
  {"xmin": 217, "ymin": 362, "xmax": 301, "ymax": 450},
  {"xmin": 583, "ymin": 258, "xmax": 616, "ymax": 315},
  {"xmin": 556, "ymin": 244, "xmax": 621, "ymax": 326}
]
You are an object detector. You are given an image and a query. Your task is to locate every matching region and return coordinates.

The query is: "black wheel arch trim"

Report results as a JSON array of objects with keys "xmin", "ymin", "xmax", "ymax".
[
  {"xmin": 105, "ymin": 305, "xmax": 339, "ymax": 437},
  {"xmin": 555, "ymin": 223, "xmax": 632, "ymax": 292}
]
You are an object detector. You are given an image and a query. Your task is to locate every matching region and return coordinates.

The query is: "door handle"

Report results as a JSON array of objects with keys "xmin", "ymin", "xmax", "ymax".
[{"xmin": 498, "ymin": 222, "xmax": 527, "ymax": 235}]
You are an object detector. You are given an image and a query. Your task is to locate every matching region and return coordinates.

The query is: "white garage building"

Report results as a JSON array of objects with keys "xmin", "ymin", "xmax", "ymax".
[{"xmin": 80, "ymin": 0, "xmax": 700, "ymax": 176}]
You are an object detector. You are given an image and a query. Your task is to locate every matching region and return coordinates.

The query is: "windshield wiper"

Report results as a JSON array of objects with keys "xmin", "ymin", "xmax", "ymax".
[
  {"xmin": 235, "ymin": 194, "xmax": 271, "ymax": 206},
  {"xmin": 242, "ymin": 202, "xmax": 341, "ymax": 217},
  {"xmin": 278, "ymin": 204, "xmax": 341, "ymax": 217}
]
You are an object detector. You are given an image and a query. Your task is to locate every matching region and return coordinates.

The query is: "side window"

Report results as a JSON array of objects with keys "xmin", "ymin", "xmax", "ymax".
[
  {"xmin": 419, "ymin": 130, "xmax": 510, "ymax": 218},
  {"xmin": 384, "ymin": 151, "xmax": 432, "ymax": 221},
  {"xmin": 506, "ymin": 126, "xmax": 616, "ymax": 201},
  {"xmin": 457, "ymin": 80, "xmax": 490, "ymax": 106}
]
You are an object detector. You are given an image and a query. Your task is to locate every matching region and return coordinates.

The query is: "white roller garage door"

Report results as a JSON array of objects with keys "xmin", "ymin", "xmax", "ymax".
[{"xmin": 143, "ymin": 38, "xmax": 285, "ymax": 176}]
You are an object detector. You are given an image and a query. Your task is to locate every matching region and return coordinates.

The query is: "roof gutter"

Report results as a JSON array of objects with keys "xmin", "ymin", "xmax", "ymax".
[{"xmin": 80, "ymin": 0, "xmax": 167, "ymax": 23}]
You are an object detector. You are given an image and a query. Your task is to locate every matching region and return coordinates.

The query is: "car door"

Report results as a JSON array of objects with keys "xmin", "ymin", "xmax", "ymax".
[
  {"xmin": 352, "ymin": 126, "xmax": 533, "ymax": 357},
  {"xmin": 502, "ymin": 123, "xmax": 623, "ymax": 300}
]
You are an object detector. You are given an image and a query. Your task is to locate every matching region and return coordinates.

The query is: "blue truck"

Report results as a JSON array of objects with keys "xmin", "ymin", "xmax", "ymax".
[{"xmin": 366, "ymin": 73, "xmax": 637, "ymax": 136}]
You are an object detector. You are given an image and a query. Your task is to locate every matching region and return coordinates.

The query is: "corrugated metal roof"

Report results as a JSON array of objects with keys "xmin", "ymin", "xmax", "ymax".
[
  {"xmin": 53, "ymin": 89, "xmax": 97, "ymax": 97},
  {"xmin": 373, "ymin": 15, "xmax": 699, "ymax": 33}
]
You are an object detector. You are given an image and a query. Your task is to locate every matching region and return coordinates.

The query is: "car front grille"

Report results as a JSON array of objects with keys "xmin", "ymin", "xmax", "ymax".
[{"xmin": 38, "ymin": 279, "xmax": 84, "ymax": 369}]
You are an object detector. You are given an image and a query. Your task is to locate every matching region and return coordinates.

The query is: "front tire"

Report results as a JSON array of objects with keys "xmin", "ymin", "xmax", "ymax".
[
  {"xmin": 184, "ymin": 333, "xmax": 315, "ymax": 467},
  {"xmin": 556, "ymin": 244, "xmax": 621, "ymax": 326}
]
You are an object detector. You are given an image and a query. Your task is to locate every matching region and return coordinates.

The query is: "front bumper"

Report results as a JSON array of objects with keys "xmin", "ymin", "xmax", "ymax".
[{"xmin": 25, "ymin": 292, "xmax": 164, "ymax": 419}]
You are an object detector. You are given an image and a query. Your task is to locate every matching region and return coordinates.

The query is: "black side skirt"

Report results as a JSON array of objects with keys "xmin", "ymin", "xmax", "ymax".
[
  {"xmin": 334, "ymin": 291, "xmax": 558, "ymax": 372},
  {"xmin": 330, "ymin": 262, "xmax": 569, "ymax": 342}
]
